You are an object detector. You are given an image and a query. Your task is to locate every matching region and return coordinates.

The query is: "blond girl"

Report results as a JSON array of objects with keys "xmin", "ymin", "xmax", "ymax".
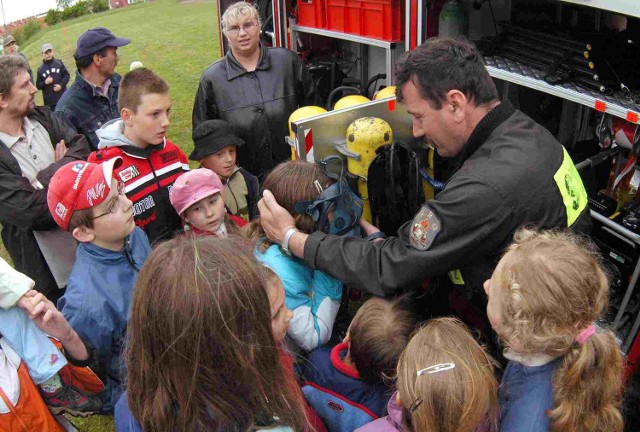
[{"xmin": 484, "ymin": 228, "xmax": 624, "ymax": 432}]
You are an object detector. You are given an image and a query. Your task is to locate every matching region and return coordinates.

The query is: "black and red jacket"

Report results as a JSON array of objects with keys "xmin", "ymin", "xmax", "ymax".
[{"xmin": 88, "ymin": 139, "xmax": 189, "ymax": 244}]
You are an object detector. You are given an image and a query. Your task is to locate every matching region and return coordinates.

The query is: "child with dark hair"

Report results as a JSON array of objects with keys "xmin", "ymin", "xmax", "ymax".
[{"xmin": 302, "ymin": 297, "xmax": 416, "ymax": 431}]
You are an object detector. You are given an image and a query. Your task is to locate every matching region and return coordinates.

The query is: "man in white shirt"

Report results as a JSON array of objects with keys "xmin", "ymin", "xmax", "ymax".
[{"xmin": 0, "ymin": 55, "xmax": 90, "ymax": 303}]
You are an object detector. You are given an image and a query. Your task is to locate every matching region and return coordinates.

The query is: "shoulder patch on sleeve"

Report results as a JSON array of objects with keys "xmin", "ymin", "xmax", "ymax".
[{"xmin": 409, "ymin": 204, "xmax": 441, "ymax": 251}]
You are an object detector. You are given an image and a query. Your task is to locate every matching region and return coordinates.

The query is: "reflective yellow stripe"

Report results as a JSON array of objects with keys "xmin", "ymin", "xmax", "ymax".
[
  {"xmin": 553, "ymin": 146, "xmax": 588, "ymax": 226},
  {"xmin": 448, "ymin": 269, "xmax": 465, "ymax": 285}
]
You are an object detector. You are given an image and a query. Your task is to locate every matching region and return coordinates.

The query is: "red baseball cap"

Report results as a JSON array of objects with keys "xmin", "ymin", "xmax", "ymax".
[{"xmin": 47, "ymin": 157, "xmax": 123, "ymax": 231}]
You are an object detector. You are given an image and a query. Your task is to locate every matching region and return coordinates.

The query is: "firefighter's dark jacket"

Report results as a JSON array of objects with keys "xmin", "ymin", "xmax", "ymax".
[
  {"xmin": 192, "ymin": 44, "xmax": 319, "ymax": 177},
  {"xmin": 0, "ymin": 107, "xmax": 91, "ymax": 296},
  {"xmin": 303, "ymin": 101, "xmax": 592, "ymax": 297}
]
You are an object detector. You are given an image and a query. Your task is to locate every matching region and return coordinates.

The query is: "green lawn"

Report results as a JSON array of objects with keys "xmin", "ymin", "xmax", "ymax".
[{"xmin": 3, "ymin": 0, "xmax": 220, "ymax": 429}]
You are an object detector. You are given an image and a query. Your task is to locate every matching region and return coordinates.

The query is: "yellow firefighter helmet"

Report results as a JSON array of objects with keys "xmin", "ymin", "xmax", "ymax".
[
  {"xmin": 288, "ymin": 106, "xmax": 327, "ymax": 159},
  {"xmin": 333, "ymin": 95, "xmax": 370, "ymax": 110},
  {"xmin": 373, "ymin": 85, "xmax": 397, "ymax": 100}
]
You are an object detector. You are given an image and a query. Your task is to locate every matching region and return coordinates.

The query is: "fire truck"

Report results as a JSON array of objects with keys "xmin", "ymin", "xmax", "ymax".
[{"xmin": 215, "ymin": 0, "xmax": 640, "ymax": 372}]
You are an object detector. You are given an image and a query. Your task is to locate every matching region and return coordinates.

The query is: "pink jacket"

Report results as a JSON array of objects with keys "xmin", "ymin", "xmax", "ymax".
[
  {"xmin": 355, "ymin": 393, "xmax": 405, "ymax": 432},
  {"xmin": 355, "ymin": 392, "xmax": 494, "ymax": 432}
]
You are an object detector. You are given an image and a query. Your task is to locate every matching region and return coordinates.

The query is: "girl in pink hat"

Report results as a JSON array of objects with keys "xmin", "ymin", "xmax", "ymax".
[{"xmin": 169, "ymin": 168, "xmax": 246, "ymax": 236}]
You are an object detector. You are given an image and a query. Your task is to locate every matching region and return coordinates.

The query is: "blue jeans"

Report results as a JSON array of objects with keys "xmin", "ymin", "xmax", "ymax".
[{"xmin": 0, "ymin": 307, "xmax": 67, "ymax": 384}]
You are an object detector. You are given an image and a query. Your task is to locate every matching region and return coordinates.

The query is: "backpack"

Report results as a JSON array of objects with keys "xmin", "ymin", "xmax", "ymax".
[
  {"xmin": 368, "ymin": 142, "xmax": 424, "ymax": 235},
  {"xmin": 0, "ymin": 337, "xmax": 104, "ymax": 432}
]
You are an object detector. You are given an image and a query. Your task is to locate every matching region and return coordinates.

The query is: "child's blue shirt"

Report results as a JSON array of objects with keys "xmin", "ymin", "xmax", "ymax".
[
  {"xmin": 499, "ymin": 353, "xmax": 562, "ymax": 432},
  {"xmin": 256, "ymin": 244, "xmax": 342, "ymax": 351}
]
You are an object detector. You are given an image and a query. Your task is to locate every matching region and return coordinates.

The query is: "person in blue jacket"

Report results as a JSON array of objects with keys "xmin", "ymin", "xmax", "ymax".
[
  {"xmin": 302, "ymin": 297, "xmax": 416, "ymax": 431},
  {"xmin": 47, "ymin": 157, "xmax": 151, "ymax": 414}
]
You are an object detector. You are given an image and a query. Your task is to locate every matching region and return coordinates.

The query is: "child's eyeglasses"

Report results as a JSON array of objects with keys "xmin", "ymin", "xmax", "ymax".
[
  {"xmin": 226, "ymin": 22, "xmax": 258, "ymax": 35},
  {"xmin": 92, "ymin": 181, "xmax": 126, "ymax": 220}
]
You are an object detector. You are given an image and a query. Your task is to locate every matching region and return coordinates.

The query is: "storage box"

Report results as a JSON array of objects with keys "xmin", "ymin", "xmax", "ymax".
[
  {"xmin": 298, "ymin": 0, "xmax": 326, "ymax": 29},
  {"xmin": 326, "ymin": 0, "xmax": 402, "ymax": 41}
]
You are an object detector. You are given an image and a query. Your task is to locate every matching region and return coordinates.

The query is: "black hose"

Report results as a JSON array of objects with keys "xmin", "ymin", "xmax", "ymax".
[
  {"xmin": 365, "ymin": 74, "xmax": 386, "ymax": 99},
  {"xmin": 326, "ymin": 86, "xmax": 362, "ymax": 110}
]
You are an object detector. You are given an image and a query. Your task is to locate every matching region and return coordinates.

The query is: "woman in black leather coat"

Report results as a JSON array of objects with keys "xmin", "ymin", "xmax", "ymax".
[{"xmin": 192, "ymin": 1, "xmax": 319, "ymax": 178}]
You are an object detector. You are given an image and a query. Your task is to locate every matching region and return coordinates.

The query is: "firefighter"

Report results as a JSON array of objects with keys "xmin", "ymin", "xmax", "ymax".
[{"xmin": 258, "ymin": 37, "xmax": 591, "ymax": 301}]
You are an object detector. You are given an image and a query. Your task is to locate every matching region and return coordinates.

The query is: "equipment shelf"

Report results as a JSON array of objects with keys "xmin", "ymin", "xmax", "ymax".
[
  {"xmin": 559, "ymin": 0, "xmax": 640, "ymax": 19},
  {"xmin": 485, "ymin": 55, "xmax": 640, "ymax": 124},
  {"xmin": 290, "ymin": 25, "xmax": 397, "ymax": 86}
]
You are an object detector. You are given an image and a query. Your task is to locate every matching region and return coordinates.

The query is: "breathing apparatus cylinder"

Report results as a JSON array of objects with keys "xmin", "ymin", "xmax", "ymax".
[
  {"xmin": 373, "ymin": 86, "xmax": 396, "ymax": 100},
  {"xmin": 438, "ymin": 0, "xmax": 469, "ymax": 38},
  {"xmin": 341, "ymin": 117, "xmax": 393, "ymax": 222},
  {"xmin": 333, "ymin": 95, "xmax": 371, "ymax": 111},
  {"xmin": 288, "ymin": 106, "xmax": 327, "ymax": 160}
]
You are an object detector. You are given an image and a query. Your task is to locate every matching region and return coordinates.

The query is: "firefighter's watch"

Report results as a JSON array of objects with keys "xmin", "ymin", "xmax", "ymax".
[{"xmin": 280, "ymin": 227, "xmax": 299, "ymax": 257}]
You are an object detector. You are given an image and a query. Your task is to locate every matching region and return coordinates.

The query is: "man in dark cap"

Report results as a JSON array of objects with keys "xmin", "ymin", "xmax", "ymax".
[
  {"xmin": 3, "ymin": 35, "xmax": 33, "ymax": 82},
  {"xmin": 55, "ymin": 27, "xmax": 130, "ymax": 150}
]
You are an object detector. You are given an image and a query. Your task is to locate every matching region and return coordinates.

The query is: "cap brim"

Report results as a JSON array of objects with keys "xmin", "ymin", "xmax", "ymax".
[
  {"xmin": 101, "ymin": 156, "xmax": 123, "ymax": 185},
  {"xmin": 189, "ymin": 136, "xmax": 245, "ymax": 161},
  {"xmin": 111, "ymin": 37, "xmax": 131, "ymax": 47}
]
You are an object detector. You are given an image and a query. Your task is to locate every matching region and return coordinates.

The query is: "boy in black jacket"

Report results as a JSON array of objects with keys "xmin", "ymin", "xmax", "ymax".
[{"xmin": 36, "ymin": 43, "xmax": 70, "ymax": 111}]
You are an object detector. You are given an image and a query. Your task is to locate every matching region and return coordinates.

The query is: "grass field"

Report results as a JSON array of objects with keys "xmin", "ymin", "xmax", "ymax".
[{"xmin": 2, "ymin": 0, "xmax": 220, "ymax": 429}]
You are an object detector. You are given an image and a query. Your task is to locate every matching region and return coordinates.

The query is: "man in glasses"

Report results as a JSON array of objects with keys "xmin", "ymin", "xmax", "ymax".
[{"xmin": 192, "ymin": 1, "xmax": 319, "ymax": 178}]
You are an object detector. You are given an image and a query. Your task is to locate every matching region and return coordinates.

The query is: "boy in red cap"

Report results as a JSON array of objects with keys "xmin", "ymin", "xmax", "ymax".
[
  {"xmin": 88, "ymin": 67, "xmax": 188, "ymax": 244},
  {"xmin": 47, "ymin": 158, "xmax": 151, "ymax": 414}
]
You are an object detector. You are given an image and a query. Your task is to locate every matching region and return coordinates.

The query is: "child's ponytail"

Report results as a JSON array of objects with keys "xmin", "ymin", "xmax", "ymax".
[
  {"xmin": 499, "ymin": 229, "xmax": 625, "ymax": 432},
  {"xmin": 550, "ymin": 329, "xmax": 623, "ymax": 432}
]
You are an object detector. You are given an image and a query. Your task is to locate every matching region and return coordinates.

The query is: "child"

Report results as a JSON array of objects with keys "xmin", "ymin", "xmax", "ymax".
[
  {"xmin": 115, "ymin": 235, "xmax": 310, "ymax": 431},
  {"xmin": 484, "ymin": 228, "xmax": 624, "ymax": 432},
  {"xmin": 265, "ymin": 267, "xmax": 328, "ymax": 432},
  {"xmin": 244, "ymin": 160, "xmax": 342, "ymax": 352},
  {"xmin": 302, "ymin": 297, "xmax": 416, "ymax": 431},
  {"xmin": 89, "ymin": 67, "xmax": 189, "ymax": 244},
  {"xmin": 36, "ymin": 43, "xmax": 69, "ymax": 111},
  {"xmin": 358, "ymin": 317, "xmax": 499, "ymax": 432},
  {"xmin": 48, "ymin": 158, "xmax": 152, "ymax": 414},
  {"xmin": 0, "ymin": 259, "xmax": 101, "ymax": 417},
  {"xmin": 169, "ymin": 168, "xmax": 247, "ymax": 236},
  {"xmin": 191, "ymin": 119, "xmax": 259, "ymax": 221}
]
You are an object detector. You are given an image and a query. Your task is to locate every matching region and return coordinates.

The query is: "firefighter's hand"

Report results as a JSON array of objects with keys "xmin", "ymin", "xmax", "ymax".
[
  {"xmin": 258, "ymin": 189, "xmax": 296, "ymax": 244},
  {"xmin": 53, "ymin": 84, "xmax": 62, "ymax": 92},
  {"xmin": 45, "ymin": 76, "xmax": 53, "ymax": 85},
  {"xmin": 359, "ymin": 218, "xmax": 381, "ymax": 236}
]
